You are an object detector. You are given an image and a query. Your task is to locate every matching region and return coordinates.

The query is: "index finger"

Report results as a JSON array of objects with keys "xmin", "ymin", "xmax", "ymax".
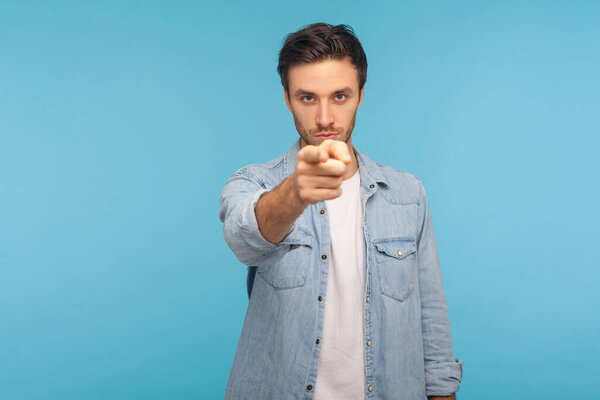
[
  {"xmin": 298, "ymin": 145, "xmax": 328, "ymax": 164},
  {"xmin": 321, "ymin": 139, "xmax": 352, "ymax": 164}
]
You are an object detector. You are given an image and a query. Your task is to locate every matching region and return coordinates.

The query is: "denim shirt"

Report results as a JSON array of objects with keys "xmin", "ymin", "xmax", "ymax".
[{"xmin": 219, "ymin": 139, "xmax": 463, "ymax": 399}]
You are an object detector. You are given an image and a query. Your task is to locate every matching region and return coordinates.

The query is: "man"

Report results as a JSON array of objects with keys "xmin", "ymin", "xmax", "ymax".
[{"xmin": 219, "ymin": 23, "xmax": 463, "ymax": 399}]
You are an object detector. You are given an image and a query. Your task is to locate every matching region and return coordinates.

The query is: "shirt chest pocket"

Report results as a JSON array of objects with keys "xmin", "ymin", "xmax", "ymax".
[
  {"xmin": 257, "ymin": 231, "xmax": 313, "ymax": 290},
  {"xmin": 372, "ymin": 237, "xmax": 417, "ymax": 302}
]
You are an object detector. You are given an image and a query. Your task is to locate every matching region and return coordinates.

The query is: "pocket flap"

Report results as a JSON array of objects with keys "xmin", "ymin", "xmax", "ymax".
[
  {"xmin": 280, "ymin": 224, "xmax": 313, "ymax": 247},
  {"xmin": 373, "ymin": 237, "xmax": 416, "ymax": 260}
]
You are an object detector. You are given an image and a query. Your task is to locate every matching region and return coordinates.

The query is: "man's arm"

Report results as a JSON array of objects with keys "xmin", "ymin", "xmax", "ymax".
[
  {"xmin": 416, "ymin": 178, "xmax": 463, "ymax": 397},
  {"xmin": 255, "ymin": 140, "xmax": 350, "ymax": 244},
  {"xmin": 254, "ymin": 173, "xmax": 307, "ymax": 244},
  {"xmin": 219, "ymin": 168, "xmax": 291, "ymax": 266},
  {"xmin": 219, "ymin": 140, "xmax": 351, "ymax": 265}
]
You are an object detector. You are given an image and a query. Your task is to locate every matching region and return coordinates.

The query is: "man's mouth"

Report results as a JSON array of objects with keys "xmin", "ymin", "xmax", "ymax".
[{"xmin": 315, "ymin": 132, "xmax": 339, "ymax": 139}]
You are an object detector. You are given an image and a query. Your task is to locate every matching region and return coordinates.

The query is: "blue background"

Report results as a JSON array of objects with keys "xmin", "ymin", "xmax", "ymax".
[{"xmin": 1, "ymin": 1, "xmax": 599, "ymax": 399}]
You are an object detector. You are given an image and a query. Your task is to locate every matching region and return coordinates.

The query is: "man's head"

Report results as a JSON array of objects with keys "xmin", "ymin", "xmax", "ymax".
[{"xmin": 277, "ymin": 23, "xmax": 368, "ymax": 147}]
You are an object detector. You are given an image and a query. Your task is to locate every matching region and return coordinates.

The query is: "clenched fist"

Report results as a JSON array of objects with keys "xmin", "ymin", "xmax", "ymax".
[{"xmin": 294, "ymin": 139, "xmax": 353, "ymax": 204}]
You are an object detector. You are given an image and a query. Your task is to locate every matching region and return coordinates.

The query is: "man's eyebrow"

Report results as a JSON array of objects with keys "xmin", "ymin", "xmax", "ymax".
[{"xmin": 294, "ymin": 87, "xmax": 355, "ymax": 97}]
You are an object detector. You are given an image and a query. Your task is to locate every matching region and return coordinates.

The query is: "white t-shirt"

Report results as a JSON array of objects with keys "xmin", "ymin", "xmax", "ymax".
[{"xmin": 313, "ymin": 169, "xmax": 365, "ymax": 399}]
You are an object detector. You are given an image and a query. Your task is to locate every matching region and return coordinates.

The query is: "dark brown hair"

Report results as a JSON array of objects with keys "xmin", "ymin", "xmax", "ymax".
[{"xmin": 277, "ymin": 23, "xmax": 368, "ymax": 94}]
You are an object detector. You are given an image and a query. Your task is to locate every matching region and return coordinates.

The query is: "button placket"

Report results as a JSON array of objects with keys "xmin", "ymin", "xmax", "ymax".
[{"xmin": 361, "ymin": 177, "xmax": 378, "ymax": 396}]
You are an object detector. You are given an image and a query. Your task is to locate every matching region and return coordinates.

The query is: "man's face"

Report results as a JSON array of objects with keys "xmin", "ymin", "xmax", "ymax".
[{"xmin": 284, "ymin": 57, "xmax": 364, "ymax": 147}]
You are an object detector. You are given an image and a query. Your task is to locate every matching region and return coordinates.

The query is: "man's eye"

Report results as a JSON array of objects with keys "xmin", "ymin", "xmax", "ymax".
[
  {"xmin": 335, "ymin": 94, "xmax": 346, "ymax": 101},
  {"xmin": 302, "ymin": 96, "xmax": 313, "ymax": 102}
]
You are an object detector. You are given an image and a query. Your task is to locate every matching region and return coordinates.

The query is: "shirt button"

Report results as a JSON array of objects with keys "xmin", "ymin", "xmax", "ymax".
[
  {"xmin": 307, "ymin": 385, "xmax": 313, "ymax": 391},
  {"xmin": 318, "ymin": 296, "xmax": 323, "ymax": 302},
  {"xmin": 368, "ymin": 385, "xmax": 373, "ymax": 392},
  {"xmin": 369, "ymin": 184, "xmax": 375, "ymax": 189},
  {"xmin": 321, "ymin": 254, "xmax": 327, "ymax": 260},
  {"xmin": 320, "ymin": 209, "xmax": 325, "ymax": 215},
  {"xmin": 397, "ymin": 250, "xmax": 403, "ymax": 256},
  {"xmin": 366, "ymin": 296, "xmax": 370, "ymax": 303},
  {"xmin": 367, "ymin": 339, "xmax": 372, "ymax": 346},
  {"xmin": 315, "ymin": 338, "xmax": 320, "ymax": 344}
]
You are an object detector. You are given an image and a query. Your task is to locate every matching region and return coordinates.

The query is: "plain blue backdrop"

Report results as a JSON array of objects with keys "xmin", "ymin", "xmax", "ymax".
[{"xmin": 1, "ymin": 1, "xmax": 599, "ymax": 399}]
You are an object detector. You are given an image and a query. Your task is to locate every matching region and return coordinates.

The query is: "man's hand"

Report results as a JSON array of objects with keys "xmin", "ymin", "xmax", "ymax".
[
  {"xmin": 428, "ymin": 395, "xmax": 456, "ymax": 400},
  {"xmin": 294, "ymin": 139, "xmax": 352, "ymax": 204},
  {"xmin": 254, "ymin": 139, "xmax": 352, "ymax": 244}
]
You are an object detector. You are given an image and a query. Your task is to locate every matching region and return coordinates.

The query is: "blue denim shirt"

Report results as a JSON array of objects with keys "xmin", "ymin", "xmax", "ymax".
[{"xmin": 219, "ymin": 139, "xmax": 463, "ymax": 399}]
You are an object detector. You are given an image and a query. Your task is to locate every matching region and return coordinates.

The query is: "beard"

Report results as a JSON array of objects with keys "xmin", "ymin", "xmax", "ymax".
[{"xmin": 292, "ymin": 108, "xmax": 358, "ymax": 147}]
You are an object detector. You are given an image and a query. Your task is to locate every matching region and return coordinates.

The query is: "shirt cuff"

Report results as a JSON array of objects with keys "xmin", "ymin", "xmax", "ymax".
[{"xmin": 425, "ymin": 358, "xmax": 463, "ymax": 396}]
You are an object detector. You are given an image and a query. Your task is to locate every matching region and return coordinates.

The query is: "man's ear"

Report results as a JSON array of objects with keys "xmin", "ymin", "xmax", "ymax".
[
  {"xmin": 284, "ymin": 89, "xmax": 293, "ymax": 113},
  {"xmin": 357, "ymin": 87, "xmax": 365, "ymax": 110}
]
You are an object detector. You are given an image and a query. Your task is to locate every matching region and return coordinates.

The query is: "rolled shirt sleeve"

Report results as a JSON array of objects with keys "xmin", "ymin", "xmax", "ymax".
[
  {"xmin": 219, "ymin": 168, "xmax": 302, "ymax": 266},
  {"xmin": 424, "ymin": 359, "xmax": 464, "ymax": 396},
  {"xmin": 415, "ymin": 178, "xmax": 463, "ymax": 396}
]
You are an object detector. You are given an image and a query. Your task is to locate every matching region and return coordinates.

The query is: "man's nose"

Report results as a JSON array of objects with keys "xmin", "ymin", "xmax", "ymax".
[{"xmin": 316, "ymin": 102, "xmax": 334, "ymax": 128}]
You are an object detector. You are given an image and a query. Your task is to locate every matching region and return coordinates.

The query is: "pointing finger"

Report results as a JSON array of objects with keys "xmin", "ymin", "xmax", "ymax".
[
  {"xmin": 321, "ymin": 139, "xmax": 352, "ymax": 164},
  {"xmin": 298, "ymin": 145, "xmax": 329, "ymax": 164}
]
